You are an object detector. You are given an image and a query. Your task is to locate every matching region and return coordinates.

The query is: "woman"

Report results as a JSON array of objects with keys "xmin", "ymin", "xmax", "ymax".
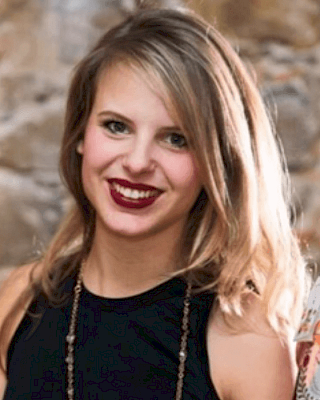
[
  {"xmin": 295, "ymin": 276, "xmax": 320, "ymax": 399},
  {"xmin": 0, "ymin": 6, "xmax": 305, "ymax": 400}
]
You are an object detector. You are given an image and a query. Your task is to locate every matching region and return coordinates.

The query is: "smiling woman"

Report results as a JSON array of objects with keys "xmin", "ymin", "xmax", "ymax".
[
  {"xmin": 77, "ymin": 64, "xmax": 201, "ymax": 241},
  {"xmin": 0, "ymin": 5, "xmax": 305, "ymax": 400}
]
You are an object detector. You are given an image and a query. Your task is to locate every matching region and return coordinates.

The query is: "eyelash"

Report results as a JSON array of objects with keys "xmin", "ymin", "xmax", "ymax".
[
  {"xmin": 163, "ymin": 133, "xmax": 188, "ymax": 149},
  {"xmin": 100, "ymin": 119, "xmax": 188, "ymax": 149},
  {"xmin": 101, "ymin": 120, "xmax": 130, "ymax": 135}
]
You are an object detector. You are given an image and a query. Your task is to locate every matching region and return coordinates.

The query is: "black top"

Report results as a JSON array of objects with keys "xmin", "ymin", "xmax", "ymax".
[{"xmin": 5, "ymin": 277, "xmax": 220, "ymax": 399}]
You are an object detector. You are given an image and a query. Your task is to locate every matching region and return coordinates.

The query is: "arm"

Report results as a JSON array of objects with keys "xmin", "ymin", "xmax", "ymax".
[
  {"xmin": 0, "ymin": 374, "xmax": 5, "ymax": 400},
  {"xmin": 207, "ymin": 299, "xmax": 297, "ymax": 400},
  {"xmin": 0, "ymin": 263, "xmax": 38, "ymax": 400}
]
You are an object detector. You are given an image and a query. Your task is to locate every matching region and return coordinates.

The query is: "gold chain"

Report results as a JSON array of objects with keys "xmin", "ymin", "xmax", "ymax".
[{"xmin": 66, "ymin": 270, "xmax": 192, "ymax": 400}]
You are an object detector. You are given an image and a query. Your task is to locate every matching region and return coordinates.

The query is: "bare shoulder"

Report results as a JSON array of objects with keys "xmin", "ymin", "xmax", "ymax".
[
  {"xmin": 207, "ymin": 295, "xmax": 296, "ymax": 400},
  {"xmin": 0, "ymin": 263, "xmax": 41, "ymax": 400},
  {"xmin": 0, "ymin": 263, "xmax": 39, "ymax": 319},
  {"xmin": 0, "ymin": 262, "xmax": 43, "ymax": 351},
  {"xmin": 0, "ymin": 262, "xmax": 43, "ymax": 336}
]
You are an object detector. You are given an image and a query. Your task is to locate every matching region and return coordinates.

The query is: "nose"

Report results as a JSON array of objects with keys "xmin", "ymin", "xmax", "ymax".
[{"xmin": 122, "ymin": 135, "xmax": 156, "ymax": 175}]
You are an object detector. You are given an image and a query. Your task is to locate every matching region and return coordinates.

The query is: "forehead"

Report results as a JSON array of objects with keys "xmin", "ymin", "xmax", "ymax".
[{"xmin": 94, "ymin": 62, "xmax": 180, "ymax": 121}]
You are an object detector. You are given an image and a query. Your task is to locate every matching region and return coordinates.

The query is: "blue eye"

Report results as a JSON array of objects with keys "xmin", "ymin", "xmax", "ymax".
[
  {"xmin": 165, "ymin": 133, "xmax": 187, "ymax": 149},
  {"xmin": 103, "ymin": 120, "xmax": 129, "ymax": 135}
]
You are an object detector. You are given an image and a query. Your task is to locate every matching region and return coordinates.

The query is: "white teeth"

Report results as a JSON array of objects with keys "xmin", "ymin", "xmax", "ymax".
[
  {"xmin": 132, "ymin": 190, "xmax": 139, "ymax": 199},
  {"xmin": 113, "ymin": 183, "xmax": 159, "ymax": 199}
]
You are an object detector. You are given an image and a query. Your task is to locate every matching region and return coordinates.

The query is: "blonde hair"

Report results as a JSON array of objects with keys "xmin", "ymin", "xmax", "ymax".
[{"xmin": 1, "ymin": 7, "xmax": 305, "ymax": 361}]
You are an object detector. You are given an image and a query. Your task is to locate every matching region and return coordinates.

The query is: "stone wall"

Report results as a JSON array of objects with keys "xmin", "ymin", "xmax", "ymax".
[
  {"xmin": 188, "ymin": 0, "xmax": 320, "ymax": 273},
  {"xmin": 1, "ymin": 0, "xmax": 320, "ymax": 274}
]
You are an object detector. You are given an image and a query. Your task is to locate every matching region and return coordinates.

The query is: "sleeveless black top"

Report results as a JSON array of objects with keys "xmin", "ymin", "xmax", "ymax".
[{"xmin": 5, "ymin": 277, "xmax": 220, "ymax": 399}]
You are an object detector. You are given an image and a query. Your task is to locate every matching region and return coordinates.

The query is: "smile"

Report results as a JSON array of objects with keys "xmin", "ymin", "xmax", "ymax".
[
  {"xmin": 113, "ymin": 183, "xmax": 159, "ymax": 200},
  {"xmin": 108, "ymin": 178, "xmax": 163, "ymax": 209}
]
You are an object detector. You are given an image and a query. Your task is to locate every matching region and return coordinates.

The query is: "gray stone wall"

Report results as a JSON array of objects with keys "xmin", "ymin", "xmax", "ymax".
[{"xmin": 1, "ymin": 0, "xmax": 320, "ymax": 274}]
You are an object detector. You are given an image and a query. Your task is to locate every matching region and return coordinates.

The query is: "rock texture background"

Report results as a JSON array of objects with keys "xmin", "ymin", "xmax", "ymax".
[{"xmin": 1, "ymin": 0, "xmax": 320, "ymax": 276}]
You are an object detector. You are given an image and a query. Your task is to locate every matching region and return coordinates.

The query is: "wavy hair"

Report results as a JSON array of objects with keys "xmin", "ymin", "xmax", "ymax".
[{"xmin": 0, "ymin": 7, "xmax": 305, "ymax": 361}]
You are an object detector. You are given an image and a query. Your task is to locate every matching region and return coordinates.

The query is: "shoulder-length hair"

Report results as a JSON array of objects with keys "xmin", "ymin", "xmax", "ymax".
[{"xmin": 1, "ymin": 7, "xmax": 305, "ymax": 360}]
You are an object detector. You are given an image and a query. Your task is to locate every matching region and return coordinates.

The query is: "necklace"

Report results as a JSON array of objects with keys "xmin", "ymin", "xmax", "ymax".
[{"xmin": 65, "ymin": 270, "xmax": 192, "ymax": 400}]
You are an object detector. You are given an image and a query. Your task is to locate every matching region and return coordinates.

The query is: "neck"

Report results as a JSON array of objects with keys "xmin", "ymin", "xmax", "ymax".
[{"xmin": 82, "ymin": 223, "xmax": 184, "ymax": 298}]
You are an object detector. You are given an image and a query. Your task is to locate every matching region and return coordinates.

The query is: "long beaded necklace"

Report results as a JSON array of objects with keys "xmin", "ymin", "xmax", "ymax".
[{"xmin": 65, "ymin": 269, "xmax": 192, "ymax": 400}]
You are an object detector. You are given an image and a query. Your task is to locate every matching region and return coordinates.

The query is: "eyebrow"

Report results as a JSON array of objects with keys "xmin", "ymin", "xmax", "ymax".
[
  {"xmin": 97, "ymin": 110, "xmax": 182, "ymax": 132},
  {"xmin": 97, "ymin": 111, "xmax": 132, "ymax": 126}
]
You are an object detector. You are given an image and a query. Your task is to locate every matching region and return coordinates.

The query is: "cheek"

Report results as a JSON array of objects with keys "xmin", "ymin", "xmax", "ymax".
[
  {"xmin": 82, "ymin": 128, "xmax": 104, "ymax": 166},
  {"xmin": 81, "ymin": 127, "xmax": 119, "ymax": 171},
  {"xmin": 165, "ymin": 154, "xmax": 202, "ymax": 192}
]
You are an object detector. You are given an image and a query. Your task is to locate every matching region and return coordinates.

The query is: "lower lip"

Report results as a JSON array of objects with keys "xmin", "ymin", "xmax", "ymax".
[{"xmin": 110, "ymin": 186, "xmax": 160, "ymax": 209}]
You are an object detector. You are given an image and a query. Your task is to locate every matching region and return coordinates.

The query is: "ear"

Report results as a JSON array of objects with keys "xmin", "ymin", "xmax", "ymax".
[{"xmin": 76, "ymin": 140, "xmax": 84, "ymax": 155}]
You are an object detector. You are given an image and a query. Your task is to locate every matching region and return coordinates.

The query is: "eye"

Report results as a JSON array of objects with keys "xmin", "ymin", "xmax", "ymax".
[
  {"xmin": 164, "ymin": 132, "xmax": 188, "ymax": 149},
  {"xmin": 102, "ymin": 120, "xmax": 130, "ymax": 135}
]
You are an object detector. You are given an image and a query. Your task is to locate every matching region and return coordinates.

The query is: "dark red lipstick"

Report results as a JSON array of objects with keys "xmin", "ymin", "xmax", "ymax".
[{"xmin": 108, "ymin": 178, "xmax": 163, "ymax": 209}]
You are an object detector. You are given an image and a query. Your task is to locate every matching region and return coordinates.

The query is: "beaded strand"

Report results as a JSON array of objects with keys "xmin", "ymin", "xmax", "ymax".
[{"xmin": 65, "ymin": 271, "xmax": 192, "ymax": 400}]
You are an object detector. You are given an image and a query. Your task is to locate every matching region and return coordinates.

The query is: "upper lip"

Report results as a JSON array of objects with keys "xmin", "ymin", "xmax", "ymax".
[{"xmin": 108, "ymin": 178, "xmax": 164, "ymax": 192}]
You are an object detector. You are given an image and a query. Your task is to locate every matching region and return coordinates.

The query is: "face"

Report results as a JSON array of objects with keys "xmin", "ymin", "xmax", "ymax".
[{"xmin": 77, "ymin": 64, "xmax": 202, "ymax": 241}]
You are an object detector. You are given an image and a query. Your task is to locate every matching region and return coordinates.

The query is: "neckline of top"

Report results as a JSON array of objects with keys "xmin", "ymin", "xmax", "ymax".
[{"xmin": 80, "ymin": 276, "xmax": 187, "ymax": 311}]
